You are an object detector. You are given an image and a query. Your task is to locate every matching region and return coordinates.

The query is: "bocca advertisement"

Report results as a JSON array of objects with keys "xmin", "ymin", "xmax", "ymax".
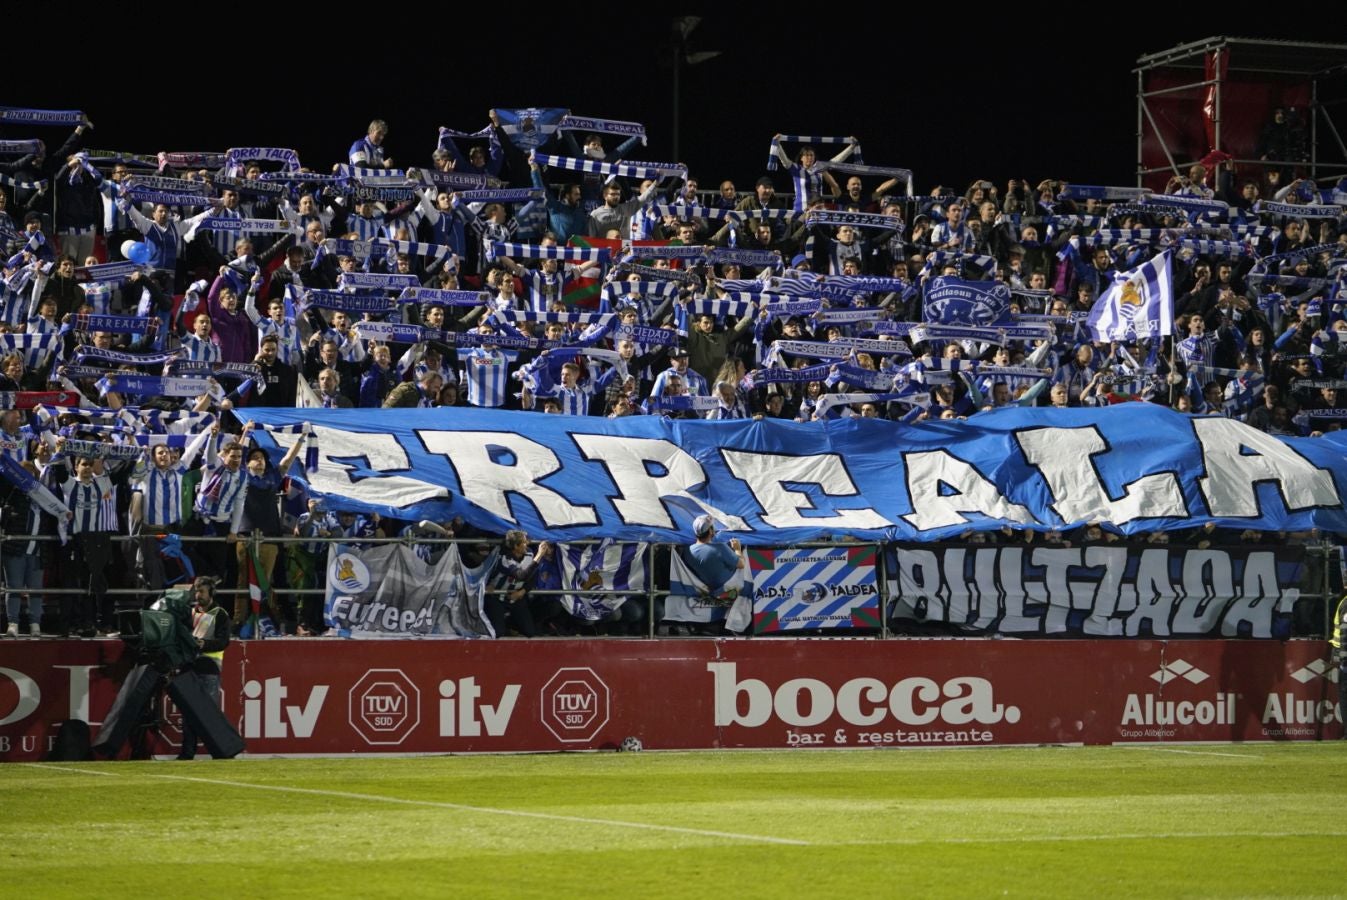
[{"xmin": 0, "ymin": 639, "xmax": 1340, "ymax": 761}]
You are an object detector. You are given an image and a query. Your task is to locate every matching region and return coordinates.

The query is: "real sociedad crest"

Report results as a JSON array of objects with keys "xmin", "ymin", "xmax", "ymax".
[
  {"xmin": 922, "ymin": 276, "xmax": 1013, "ymax": 326},
  {"xmin": 328, "ymin": 553, "xmax": 371, "ymax": 594}
]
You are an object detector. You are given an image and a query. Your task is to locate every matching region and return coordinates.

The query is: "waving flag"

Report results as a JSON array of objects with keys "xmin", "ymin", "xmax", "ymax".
[
  {"xmin": 1085, "ymin": 249, "xmax": 1174, "ymax": 342},
  {"xmin": 556, "ymin": 540, "xmax": 648, "ymax": 621},
  {"xmin": 667, "ymin": 547, "xmax": 752, "ymax": 631}
]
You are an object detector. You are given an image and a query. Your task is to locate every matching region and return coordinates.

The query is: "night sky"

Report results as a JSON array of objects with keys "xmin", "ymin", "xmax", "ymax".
[{"xmin": 6, "ymin": 22, "xmax": 1337, "ymax": 194}]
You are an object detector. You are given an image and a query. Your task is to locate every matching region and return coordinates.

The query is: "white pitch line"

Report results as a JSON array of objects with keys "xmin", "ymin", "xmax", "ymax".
[
  {"xmin": 16, "ymin": 762, "xmax": 119, "ymax": 777},
  {"xmin": 19, "ymin": 764, "xmax": 808, "ymax": 846},
  {"xmin": 835, "ymin": 831, "xmax": 1347, "ymax": 847},
  {"xmin": 1124, "ymin": 746, "xmax": 1263, "ymax": 760}
]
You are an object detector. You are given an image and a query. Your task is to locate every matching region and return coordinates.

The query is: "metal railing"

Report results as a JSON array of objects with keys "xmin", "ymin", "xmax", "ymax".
[{"xmin": 1, "ymin": 530, "xmax": 1337, "ymax": 640}]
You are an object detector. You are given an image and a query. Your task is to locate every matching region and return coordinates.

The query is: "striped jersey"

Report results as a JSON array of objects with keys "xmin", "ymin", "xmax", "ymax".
[
  {"xmin": 461, "ymin": 348, "xmax": 514, "ymax": 408},
  {"xmin": 194, "ymin": 462, "xmax": 248, "ymax": 528},
  {"xmin": 204, "ymin": 206, "xmax": 243, "ymax": 258},
  {"xmin": 60, "ymin": 475, "xmax": 117, "ymax": 534},
  {"xmin": 181, "ymin": 332, "xmax": 222, "ymax": 363},
  {"xmin": 134, "ymin": 463, "xmax": 189, "ymax": 528}
]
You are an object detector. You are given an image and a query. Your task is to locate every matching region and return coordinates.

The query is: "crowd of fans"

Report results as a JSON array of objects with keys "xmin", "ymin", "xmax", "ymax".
[{"xmin": 0, "ymin": 107, "xmax": 1343, "ymax": 638}]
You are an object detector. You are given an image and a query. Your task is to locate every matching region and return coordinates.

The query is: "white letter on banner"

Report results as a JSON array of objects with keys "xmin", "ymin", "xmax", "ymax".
[
  {"xmin": 720, "ymin": 450, "xmax": 893, "ymax": 529},
  {"xmin": 902, "ymin": 450, "xmax": 1037, "ymax": 531},
  {"xmin": 571, "ymin": 435, "xmax": 746, "ymax": 530},
  {"xmin": 275, "ymin": 428, "xmax": 447, "ymax": 508},
  {"xmin": 1193, "ymin": 418, "xmax": 1341, "ymax": 517},
  {"xmin": 1015, "ymin": 427, "xmax": 1187, "ymax": 524},
  {"xmin": 420, "ymin": 431, "xmax": 597, "ymax": 527}
]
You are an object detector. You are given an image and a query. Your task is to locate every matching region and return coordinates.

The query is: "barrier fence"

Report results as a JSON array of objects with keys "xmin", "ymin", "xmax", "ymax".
[
  {"xmin": 0, "ymin": 637, "xmax": 1340, "ymax": 761},
  {"xmin": 2, "ymin": 531, "xmax": 1339, "ymax": 639}
]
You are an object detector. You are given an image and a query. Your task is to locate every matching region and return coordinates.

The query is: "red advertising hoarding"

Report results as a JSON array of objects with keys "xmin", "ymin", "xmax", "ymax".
[{"xmin": 0, "ymin": 639, "xmax": 1339, "ymax": 762}]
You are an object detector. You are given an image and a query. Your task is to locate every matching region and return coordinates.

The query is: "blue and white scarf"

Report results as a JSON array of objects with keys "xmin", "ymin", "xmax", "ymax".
[
  {"xmin": 213, "ymin": 175, "xmax": 286, "ymax": 197},
  {"xmin": 74, "ymin": 261, "xmax": 142, "ymax": 285},
  {"xmin": 767, "ymin": 338, "xmax": 910, "ymax": 362},
  {"xmin": 0, "ymin": 106, "xmax": 83, "ymax": 125},
  {"xmin": 533, "ymin": 153, "xmax": 686, "ymax": 182},
  {"xmin": 166, "ymin": 360, "xmax": 264, "ymax": 386},
  {"xmin": 493, "ymin": 309, "xmax": 614, "ymax": 326},
  {"xmin": 744, "ymin": 362, "xmax": 835, "ymax": 387},
  {"xmin": 610, "ymin": 263, "xmax": 697, "ymax": 285},
  {"xmin": 491, "ymin": 242, "xmax": 610, "ymax": 264},
  {"xmin": 816, "ymin": 307, "xmax": 887, "ymax": 324},
  {"xmin": 734, "ymin": 208, "xmax": 799, "ymax": 223},
  {"xmin": 921, "ymin": 251, "xmax": 997, "ymax": 277},
  {"xmin": 68, "ymin": 313, "xmax": 157, "ymax": 336},
  {"xmin": 397, "ymin": 287, "xmax": 489, "ymax": 307},
  {"xmin": 59, "ymin": 439, "xmax": 143, "ymax": 460},
  {"xmin": 1060, "ymin": 185, "xmax": 1149, "ymax": 202},
  {"xmin": 318, "ymin": 238, "xmax": 453, "ymax": 270},
  {"xmin": 1175, "ymin": 238, "xmax": 1250, "ymax": 258},
  {"xmin": 1143, "ymin": 193, "xmax": 1228, "ymax": 219},
  {"xmin": 416, "ymin": 169, "xmax": 492, "ymax": 191},
  {"xmin": 705, "ymin": 247, "xmax": 780, "ymax": 268},
  {"xmin": 766, "ymin": 135, "xmax": 861, "ymax": 171},
  {"xmin": 158, "ymin": 151, "xmax": 227, "ymax": 170},
  {"xmin": 0, "ymin": 333, "xmax": 62, "ymax": 364},
  {"xmin": 600, "ymin": 280, "xmax": 680, "ymax": 314},
  {"xmin": 96, "ymin": 374, "xmax": 217, "ymax": 399},
  {"xmin": 651, "ymin": 204, "xmax": 741, "ymax": 224},
  {"xmin": 0, "ymin": 173, "xmax": 48, "ymax": 191},
  {"xmin": 685, "ymin": 298, "xmax": 754, "ymax": 318},
  {"xmin": 805, "ymin": 209, "xmax": 902, "ymax": 231},
  {"xmin": 122, "ymin": 186, "xmax": 209, "ymax": 208},
  {"xmin": 559, "ymin": 115, "xmax": 646, "ymax": 143},
  {"xmin": 183, "ymin": 216, "xmax": 293, "ymax": 241},
  {"xmin": 338, "ymin": 272, "xmax": 421, "ymax": 291},
  {"xmin": 908, "ymin": 323, "xmax": 1055, "ymax": 346},
  {"xmin": 820, "ymin": 161, "xmax": 913, "ymax": 195},
  {"xmin": 124, "ymin": 174, "xmax": 209, "ymax": 195},
  {"xmin": 761, "ymin": 299, "xmax": 821, "ymax": 319},
  {"xmin": 1255, "ymin": 200, "xmax": 1343, "ymax": 219},
  {"xmin": 1230, "ymin": 223, "xmax": 1278, "ymax": 241},
  {"xmin": 355, "ymin": 322, "xmax": 438, "ymax": 344},
  {"xmin": 225, "ymin": 147, "xmax": 302, "ymax": 173},
  {"xmin": 609, "ymin": 323, "xmax": 680, "ymax": 347},
  {"xmin": 259, "ymin": 171, "xmax": 346, "ymax": 186},
  {"xmin": 82, "ymin": 149, "xmax": 158, "ymax": 168},
  {"xmin": 59, "ymin": 365, "xmax": 116, "ymax": 381},
  {"xmin": 346, "ymin": 184, "xmax": 417, "ymax": 204},
  {"xmin": 293, "ymin": 289, "xmax": 396, "ymax": 315},
  {"xmin": 0, "ymin": 454, "xmax": 70, "ymax": 519},
  {"xmin": 623, "ymin": 244, "xmax": 706, "ymax": 262},
  {"xmin": 456, "ymin": 188, "xmax": 544, "ymax": 205},
  {"xmin": 0, "ymin": 139, "xmax": 43, "ymax": 155}
]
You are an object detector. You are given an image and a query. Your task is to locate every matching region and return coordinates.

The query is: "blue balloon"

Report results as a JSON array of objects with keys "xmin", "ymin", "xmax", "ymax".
[{"xmin": 127, "ymin": 242, "xmax": 151, "ymax": 266}]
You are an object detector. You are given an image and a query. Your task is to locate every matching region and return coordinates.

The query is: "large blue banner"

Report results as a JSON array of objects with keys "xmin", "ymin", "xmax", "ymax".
[
  {"xmin": 245, "ymin": 405, "xmax": 1347, "ymax": 545},
  {"xmin": 889, "ymin": 543, "xmax": 1309, "ymax": 638}
]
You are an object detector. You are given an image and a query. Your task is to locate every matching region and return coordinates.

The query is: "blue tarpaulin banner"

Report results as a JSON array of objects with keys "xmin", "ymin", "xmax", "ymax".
[{"xmin": 244, "ymin": 404, "xmax": 1347, "ymax": 545}]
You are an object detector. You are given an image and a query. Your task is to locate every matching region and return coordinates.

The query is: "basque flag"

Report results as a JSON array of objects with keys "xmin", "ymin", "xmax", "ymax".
[{"xmin": 1085, "ymin": 249, "xmax": 1174, "ymax": 342}]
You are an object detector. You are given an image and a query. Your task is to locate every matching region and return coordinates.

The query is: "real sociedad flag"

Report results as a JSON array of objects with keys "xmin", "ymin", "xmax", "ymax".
[
  {"xmin": 922, "ymin": 276, "xmax": 1013, "ymax": 326},
  {"xmin": 1085, "ymin": 249, "xmax": 1174, "ymax": 342},
  {"xmin": 556, "ymin": 540, "xmax": 648, "ymax": 621},
  {"xmin": 493, "ymin": 108, "xmax": 569, "ymax": 150}
]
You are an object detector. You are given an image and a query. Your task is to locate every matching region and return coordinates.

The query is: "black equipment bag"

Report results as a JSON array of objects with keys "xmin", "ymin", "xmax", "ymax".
[
  {"xmin": 92, "ymin": 664, "xmax": 163, "ymax": 757},
  {"xmin": 48, "ymin": 719, "xmax": 93, "ymax": 761},
  {"xmin": 167, "ymin": 671, "xmax": 245, "ymax": 760}
]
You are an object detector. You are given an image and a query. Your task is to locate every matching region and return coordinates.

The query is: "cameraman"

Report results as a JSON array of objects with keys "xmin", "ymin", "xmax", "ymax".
[{"xmin": 178, "ymin": 576, "xmax": 230, "ymax": 761}]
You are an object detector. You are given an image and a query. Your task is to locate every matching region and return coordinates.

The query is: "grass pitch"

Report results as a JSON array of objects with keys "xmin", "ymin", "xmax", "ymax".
[{"xmin": 2, "ymin": 745, "xmax": 1342, "ymax": 899}]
